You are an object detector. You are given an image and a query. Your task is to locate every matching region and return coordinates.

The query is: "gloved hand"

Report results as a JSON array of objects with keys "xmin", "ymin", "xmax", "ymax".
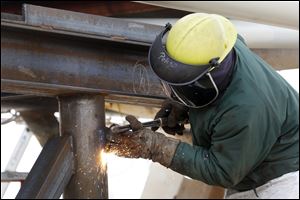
[
  {"xmin": 152, "ymin": 99, "xmax": 189, "ymax": 135},
  {"xmin": 105, "ymin": 115, "xmax": 180, "ymax": 167}
]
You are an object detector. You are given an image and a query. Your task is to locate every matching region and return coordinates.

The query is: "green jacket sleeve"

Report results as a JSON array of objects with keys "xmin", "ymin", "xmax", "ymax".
[{"xmin": 169, "ymin": 105, "xmax": 279, "ymax": 188}]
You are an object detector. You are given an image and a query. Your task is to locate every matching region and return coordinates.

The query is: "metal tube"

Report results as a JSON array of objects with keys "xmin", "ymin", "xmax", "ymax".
[
  {"xmin": 58, "ymin": 94, "xmax": 108, "ymax": 199},
  {"xmin": 1, "ymin": 172, "xmax": 28, "ymax": 182},
  {"xmin": 15, "ymin": 135, "xmax": 74, "ymax": 199}
]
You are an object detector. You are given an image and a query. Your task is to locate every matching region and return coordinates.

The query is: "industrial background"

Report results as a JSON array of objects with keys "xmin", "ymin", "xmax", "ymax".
[{"xmin": 1, "ymin": 1, "xmax": 299, "ymax": 199}]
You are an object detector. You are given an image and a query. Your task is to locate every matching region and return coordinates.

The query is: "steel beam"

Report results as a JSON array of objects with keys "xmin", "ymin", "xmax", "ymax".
[
  {"xmin": 2, "ymin": 4, "xmax": 296, "ymax": 105},
  {"xmin": 22, "ymin": 4, "xmax": 162, "ymax": 45},
  {"xmin": 1, "ymin": 4, "xmax": 166, "ymax": 100},
  {"xmin": 1, "ymin": 1, "xmax": 165, "ymax": 17},
  {"xmin": 58, "ymin": 94, "xmax": 108, "ymax": 199},
  {"xmin": 16, "ymin": 135, "xmax": 74, "ymax": 199},
  {"xmin": 1, "ymin": 95, "xmax": 58, "ymax": 113},
  {"xmin": 1, "ymin": 26, "xmax": 164, "ymax": 98},
  {"xmin": 1, "ymin": 22, "xmax": 165, "ymax": 100},
  {"xmin": 1, "ymin": 94, "xmax": 164, "ymax": 114}
]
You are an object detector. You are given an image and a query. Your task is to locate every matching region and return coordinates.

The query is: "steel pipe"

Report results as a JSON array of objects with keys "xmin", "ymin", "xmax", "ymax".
[
  {"xmin": 16, "ymin": 135, "xmax": 74, "ymax": 199},
  {"xmin": 58, "ymin": 94, "xmax": 108, "ymax": 199}
]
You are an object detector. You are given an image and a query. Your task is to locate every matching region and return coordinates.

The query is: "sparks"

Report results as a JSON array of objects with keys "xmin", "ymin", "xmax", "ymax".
[{"xmin": 99, "ymin": 149, "xmax": 117, "ymax": 169}]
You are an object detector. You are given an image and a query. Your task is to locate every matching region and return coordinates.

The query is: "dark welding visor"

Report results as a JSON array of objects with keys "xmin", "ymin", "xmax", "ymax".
[{"xmin": 161, "ymin": 72, "xmax": 219, "ymax": 108}]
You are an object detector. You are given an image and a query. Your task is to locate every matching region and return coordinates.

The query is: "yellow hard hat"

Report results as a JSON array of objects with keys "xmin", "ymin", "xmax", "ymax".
[{"xmin": 166, "ymin": 13, "xmax": 237, "ymax": 65}]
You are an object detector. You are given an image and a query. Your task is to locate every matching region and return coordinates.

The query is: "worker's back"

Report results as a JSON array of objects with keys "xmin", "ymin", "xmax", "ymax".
[{"xmin": 187, "ymin": 37, "xmax": 299, "ymax": 191}]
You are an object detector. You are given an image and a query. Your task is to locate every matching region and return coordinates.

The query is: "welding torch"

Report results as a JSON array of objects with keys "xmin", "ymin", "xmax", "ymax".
[{"xmin": 110, "ymin": 118, "xmax": 167, "ymax": 134}]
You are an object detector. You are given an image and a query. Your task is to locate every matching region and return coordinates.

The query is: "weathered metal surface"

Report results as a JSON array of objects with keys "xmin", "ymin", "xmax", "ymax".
[
  {"xmin": 105, "ymin": 94, "xmax": 164, "ymax": 107},
  {"xmin": 1, "ymin": 5, "xmax": 166, "ymax": 100},
  {"xmin": 1, "ymin": 172, "xmax": 28, "ymax": 182},
  {"xmin": 1, "ymin": 93, "xmax": 36, "ymax": 100},
  {"xmin": 16, "ymin": 135, "xmax": 74, "ymax": 199},
  {"xmin": 1, "ymin": 94, "xmax": 164, "ymax": 116},
  {"xmin": 23, "ymin": 4, "xmax": 162, "ymax": 45},
  {"xmin": 1, "ymin": 95, "xmax": 58, "ymax": 113},
  {"xmin": 1, "ymin": 1, "xmax": 165, "ymax": 17},
  {"xmin": 1, "ymin": 23, "xmax": 165, "ymax": 99},
  {"xmin": 1, "ymin": 12, "xmax": 23, "ymax": 21},
  {"xmin": 20, "ymin": 110, "xmax": 59, "ymax": 146},
  {"xmin": 59, "ymin": 94, "xmax": 108, "ymax": 199}
]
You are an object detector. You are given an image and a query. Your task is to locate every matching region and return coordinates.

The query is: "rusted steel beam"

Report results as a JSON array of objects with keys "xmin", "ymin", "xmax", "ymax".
[
  {"xmin": 58, "ymin": 94, "xmax": 108, "ymax": 199},
  {"xmin": 1, "ymin": 5, "xmax": 166, "ymax": 100},
  {"xmin": 1, "ymin": 94, "xmax": 164, "ymax": 115},
  {"xmin": 1, "ymin": 26, "xmax": 164, "ymax": 98},
  {"xmin": 1, "ymin": 1, "xmax": 165, "ymax": 17},
  {"xmin": 16, "ymin": 135, "xmax": 74, "ymax": 199},
  {"xmin": 5, "ymin": 4, "xmax": 163, "ymax": 46}
]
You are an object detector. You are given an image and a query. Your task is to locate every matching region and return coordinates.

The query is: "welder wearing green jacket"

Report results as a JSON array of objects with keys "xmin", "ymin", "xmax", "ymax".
[{"xmin": 105, "ymin": 13, "xmax": 299, "ymax": 199}]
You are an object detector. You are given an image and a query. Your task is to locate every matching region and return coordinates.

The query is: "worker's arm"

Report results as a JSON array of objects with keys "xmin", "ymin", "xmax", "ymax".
[
  {"xmin": 105, "ymin": 115, "xmax": 180, "ymax": 167},
  {"xmin": 169, "ymin": 105, "xmax": 278, "ymax": 188},
  {"xmin": 105, "ymin": 105, "xmax": 277, "ymax": 188}
]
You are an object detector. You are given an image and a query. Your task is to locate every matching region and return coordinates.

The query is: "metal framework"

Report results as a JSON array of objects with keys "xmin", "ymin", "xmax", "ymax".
[
  {"xmin": 16, "ymin": 135, "xmax": 74, "ymax": 199},
  {"xmin": 1, "ymin": 4, "xmax": 166, "ymax": 198}
]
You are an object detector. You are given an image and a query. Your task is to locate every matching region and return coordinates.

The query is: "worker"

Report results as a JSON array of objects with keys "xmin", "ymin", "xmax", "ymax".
[{"xmin": 105, "ymin": 13, "xmax": 299, "ymax": 199}]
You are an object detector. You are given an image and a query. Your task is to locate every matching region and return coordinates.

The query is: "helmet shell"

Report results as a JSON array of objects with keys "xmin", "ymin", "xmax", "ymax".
[{"xmin": 166, "ymin": 13, "xmax": 237, "ymax": 65}]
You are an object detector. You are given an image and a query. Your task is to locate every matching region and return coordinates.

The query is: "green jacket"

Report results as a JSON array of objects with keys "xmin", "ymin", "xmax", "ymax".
[{"xmin": 170, "ymin": 37, "xmax": 299, "ymax": 191}]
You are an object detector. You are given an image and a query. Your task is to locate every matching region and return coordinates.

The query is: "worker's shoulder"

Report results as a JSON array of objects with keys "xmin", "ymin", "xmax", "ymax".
[
  {"xmin": 217, "ymin": 84, "xmax": 266, "ymax": 120},
  {"xmin": 215, "ymin": 88, "xmax": 261, "ymax": 120}
]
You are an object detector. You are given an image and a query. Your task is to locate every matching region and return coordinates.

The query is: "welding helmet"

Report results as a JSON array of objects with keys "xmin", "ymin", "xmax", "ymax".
[{"xmin": 148, "ymin": 13, "xmax": 237, "ymax": 108}]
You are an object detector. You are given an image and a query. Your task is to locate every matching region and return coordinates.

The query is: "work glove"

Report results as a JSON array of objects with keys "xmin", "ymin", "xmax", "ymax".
[
  {"xmin": 152, "ymin": 99, "xmax": 189, "ymax": 135},
  {"xmin": 105, "ymin": 115, "xmax": 180, "ymax": 167}
]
